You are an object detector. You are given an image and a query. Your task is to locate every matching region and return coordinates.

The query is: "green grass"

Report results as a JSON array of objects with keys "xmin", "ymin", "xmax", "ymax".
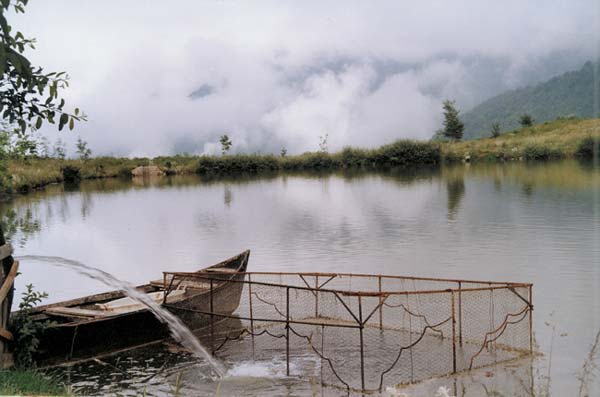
[
  {"xmin": 442, "ymin": 118, "xmax": 600, "ymax": 162},
  {"xmin": 0, "ymin": 369, "xmax": 68, "ymax": 396}
]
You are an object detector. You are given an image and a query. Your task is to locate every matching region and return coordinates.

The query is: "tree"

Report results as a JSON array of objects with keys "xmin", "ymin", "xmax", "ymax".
[
  {"xmin": 519, "ymin": 114, "xmax": 534, "ymax": 128},
  {"xmin": 0, "ymin": 0, "xmax": 85, "ymax": 193},
  {"xmin": 10, "ymin": 128, "xmax": 36, "ymax": 159},
  {"xmin": 38, "ymin": 135, "xmax": 50, "ymax": 158},
  {"xmin": 0, "ymin": 1, "xmax": 86, "ymax": 133},
  {"xmin": 490, "ymin": 122, "xmax": 501, "ymax": 138},
  {"xmin": 280, "ymin": 147, "xmax": 287, "ymax": 157},
  {"xmin": 441, "ymin": 100, "xmax": 464, "ymax": 141},
  {"xmin": 318, "ymin": 133, "xmax": 329, "ymax": 153},
  {"xmin": 0, "ymin": 131, "xmax": 9, "ymax": 190},
  {"xmin": 52, "ymin": 138, "xmax": 66, "ymax": 159},
  {"xmin": 219, "ymin": 134, "xmax": 232, "ymax": 155},
  {"xmin": 76, "ymin": 136, "xmax": 91, "ymax": 160}
]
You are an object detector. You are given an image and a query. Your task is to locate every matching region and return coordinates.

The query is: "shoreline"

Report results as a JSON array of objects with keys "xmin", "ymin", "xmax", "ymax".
[{"xmin": 1, "ymin": 118, "xmax": 598, "ymax": 201}]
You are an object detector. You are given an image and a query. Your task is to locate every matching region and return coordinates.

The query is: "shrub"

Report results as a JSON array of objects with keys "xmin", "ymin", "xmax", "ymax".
[
  {"xmin": 523, "ymin": 144, "xmax": 563, "ymax": 161},
  {"xmin": 374, "ymin": 140, "xmax": 440, "ymax": 166},
  {"xmin": 9, "ymin": 284, "xmax": 55, "ymax": 368},
  {"xmin": 339, "ymin": 147, "xmax": 371, "ymax": 168},
  {"xmin": 575, "ymin": 136, "xmax": 599, "ymax": 159},
  {"xmin": 519, "ymin": 114, "xmax": 534, "ymax": 128},
  {"xmin": 490, "ymin": 123, "xmax": 501, "ymax": 138},
  {"xmin": 197, "ymin": 154, "xmax": 279, "ymax": 174},
  {"xmin": 61, "ymin": 165, "xmax": 81, "ymax": 183}
]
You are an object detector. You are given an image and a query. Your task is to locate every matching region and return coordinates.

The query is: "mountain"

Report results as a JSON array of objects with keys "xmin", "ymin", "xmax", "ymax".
[{"xmin": 461, "ymin": 61, "xmax": 600, "ymax": 139}]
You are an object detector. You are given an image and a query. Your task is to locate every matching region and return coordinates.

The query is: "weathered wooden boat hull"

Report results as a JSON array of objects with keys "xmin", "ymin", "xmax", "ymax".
[{"xmin": 23, "ymin": 250, "xmax": 250, "ymax": 365}]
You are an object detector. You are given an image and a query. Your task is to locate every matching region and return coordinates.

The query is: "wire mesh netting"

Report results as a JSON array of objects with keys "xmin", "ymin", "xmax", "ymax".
[{"xmin": 162, "ymin": 272, "xmax": 533, "ymax": 393}]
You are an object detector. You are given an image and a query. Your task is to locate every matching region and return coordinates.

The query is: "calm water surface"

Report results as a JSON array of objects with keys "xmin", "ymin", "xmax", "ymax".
[{"xmin": 1, "ymin": 160, "xmax": 599, "ymax": 396}]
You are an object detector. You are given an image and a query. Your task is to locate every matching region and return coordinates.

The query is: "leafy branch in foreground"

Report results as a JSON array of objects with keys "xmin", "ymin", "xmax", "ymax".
[{"xmin": 0, "ymin": 0, "xmax": 86, "ymax": 134}]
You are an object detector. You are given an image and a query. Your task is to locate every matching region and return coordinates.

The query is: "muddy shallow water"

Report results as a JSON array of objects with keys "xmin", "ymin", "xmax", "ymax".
[{"xmin": 2, "ymin": 160, "xmax": 599, "ymax": 396}]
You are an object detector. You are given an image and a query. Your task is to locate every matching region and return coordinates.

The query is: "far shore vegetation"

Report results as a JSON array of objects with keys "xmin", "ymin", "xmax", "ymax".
[{"xmin": 1, "ymin": 117, "xmax": 598, "ymax": 199}]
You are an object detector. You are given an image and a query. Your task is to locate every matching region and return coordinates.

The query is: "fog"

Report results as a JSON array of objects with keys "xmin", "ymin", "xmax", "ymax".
[{"xmin": 13, "ymin": 1, "xmax": 600, "ymax": 156}]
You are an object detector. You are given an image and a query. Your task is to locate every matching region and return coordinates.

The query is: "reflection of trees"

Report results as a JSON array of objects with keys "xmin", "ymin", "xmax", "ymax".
[
  {"xmin": 58, "ymin": 195, "xmax": 70, "ymax": 224},
  {"xmin": 521, "ymin": 182, "xmax": 534, "ymax": 197},
  {"xmin": 80, "ymin": 190, "xmax": 93, "ymax": 219},
  {"xmin": 0, "ymin": 207, "xmax": 41, "ymax": 248},
  {"xmin": 446, "ymin": 174, "xmax": 465, "ymax": 221},
  {"xmin": 223, "ymin": 185, "xmax": 233, "ymax": 208}
]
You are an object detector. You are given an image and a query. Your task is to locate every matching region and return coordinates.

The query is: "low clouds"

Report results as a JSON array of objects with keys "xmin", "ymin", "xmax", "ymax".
[{"xmin": 14, "ymin": 0, "xmax": 600, "ymax": 156}]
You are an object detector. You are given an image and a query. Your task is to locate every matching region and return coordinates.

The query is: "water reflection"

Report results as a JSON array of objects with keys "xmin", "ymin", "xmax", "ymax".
[
  {"xmin": 224, "ymin": 185, "xmax": 233, "ymax": 208},
  {"xmin": 446, "ymin": 173, "xmax": 466, "ymax": 220},
  {"xmin": 0, "ymin": 160, "xmax": 598, "ymax": 396},
  {"xmin": 0, "ymin": 208, "xmax": 41, "ymax": 248}
]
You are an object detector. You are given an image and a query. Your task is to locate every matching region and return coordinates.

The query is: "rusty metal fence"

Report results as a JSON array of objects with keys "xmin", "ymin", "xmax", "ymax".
[{"xmin": 162, "ymin": 272, "xmax": 533, "ymax": 393}]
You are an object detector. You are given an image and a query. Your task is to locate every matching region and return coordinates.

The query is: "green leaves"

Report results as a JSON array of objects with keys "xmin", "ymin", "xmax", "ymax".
[
  {"xmin": 0, "ymin": 44, "xmax": 5, "ymax": 76},
  {"xmin": 0, "ymin": 13, "xmax": 9, "ymax": 35},
  {"xmin": 0, "ymin": 0, "xmax": 86, "ymax": 139},
  {"xmin": 58, "ymin": 113, "xmax": 69, "ymax": 131}
]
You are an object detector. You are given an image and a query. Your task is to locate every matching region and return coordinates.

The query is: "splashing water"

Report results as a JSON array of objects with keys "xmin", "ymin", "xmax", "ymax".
[{"xmin": 18, "ymin": 255, "xmax": 226, "ymax": 377}]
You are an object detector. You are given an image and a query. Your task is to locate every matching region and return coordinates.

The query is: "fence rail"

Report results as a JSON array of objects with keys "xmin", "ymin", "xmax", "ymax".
[{"xmin": 164, "ymin": 271, "xmax": 533, "ymax": 393}]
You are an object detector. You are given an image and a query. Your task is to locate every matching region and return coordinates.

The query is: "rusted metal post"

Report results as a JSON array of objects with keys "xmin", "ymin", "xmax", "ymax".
[
  {"xmin": 286, "ymin": 286, "xmax": 290, "ymax": 376},
  {"xmin": 210, "ymin": 278, "xmax": 214, "ymax": 354},
  {"xmin": 315, "ymin": 275, "xmax": 319, "ymax": 318},
  {"xmin": 458, "ymin": 281, "xmax": 462, "ymax": 346},
  {"xmin": 320, "ymin": 324, "xmax": 325, "ymax": 386},
  {"xmin": 451, "ymin": 291, "xmax": 457, "ymax": 373},
  {"xmin": 358, "ymin": 296, "xmax": 366, "ymax": 391},
  {"xmin": 529, "ymin": 285, "xmax": 533, "ymax": 354},
  {"xmin": 378, "ymin": 275, "xmax": 383, "ymax": 329},
  {"xmin": 247, "ymin": 275, "xmax": 255, "ymax": 357},
  {"xmin": 248, "ymin": 274, "xmax": 255, "ymax": 334}
]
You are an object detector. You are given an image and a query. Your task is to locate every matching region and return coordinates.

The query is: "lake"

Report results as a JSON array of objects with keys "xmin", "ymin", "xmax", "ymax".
[{"xmin": 2, "ymin": 160, "xmax": 599, "ymax": 396}]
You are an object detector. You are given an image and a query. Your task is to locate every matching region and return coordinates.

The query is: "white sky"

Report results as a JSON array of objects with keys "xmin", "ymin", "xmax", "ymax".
[{"xmin": 11, "ymin": 0, "xmax": 600, "ymax": 156}]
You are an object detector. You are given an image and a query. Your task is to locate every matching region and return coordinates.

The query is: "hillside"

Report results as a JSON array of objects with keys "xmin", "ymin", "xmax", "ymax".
[
  {"xmin": 461, "ymin": 61, "xmax": 600, "ymax": 139},
  {"xmin": 443, "ymin": 118, "xmax": 600, "ymax": 162}
]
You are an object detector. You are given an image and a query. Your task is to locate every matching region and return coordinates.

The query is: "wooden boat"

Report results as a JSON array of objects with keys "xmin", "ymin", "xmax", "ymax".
[{"xmin": 22, "ymin": 250, "xmax": 250, "ymax": 365}]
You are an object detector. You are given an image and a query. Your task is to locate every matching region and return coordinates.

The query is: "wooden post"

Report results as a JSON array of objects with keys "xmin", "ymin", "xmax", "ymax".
[{"xmin": 0, "ymin": 225, "xmax": 15, "ymax": 368}]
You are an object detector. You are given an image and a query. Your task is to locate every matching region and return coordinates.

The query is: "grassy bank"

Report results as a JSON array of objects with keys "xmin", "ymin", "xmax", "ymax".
[
  {"xmin": 1, "ymin": 140, "xmax": 440, "ymax": 196},
  {"xmin": 1, "ymin": 118, "xmax": 598, "ymax": 197},
  {"xmin": 442, "ymin": 117, "xmax": 600, "ymax": 162},
  {"xmin": 196, "ymin": 140, "xmax": 440, "ymax": 174},
  {"xmin": 0, "ymin": 369, "xmax": 68, "ymax": 395}
]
